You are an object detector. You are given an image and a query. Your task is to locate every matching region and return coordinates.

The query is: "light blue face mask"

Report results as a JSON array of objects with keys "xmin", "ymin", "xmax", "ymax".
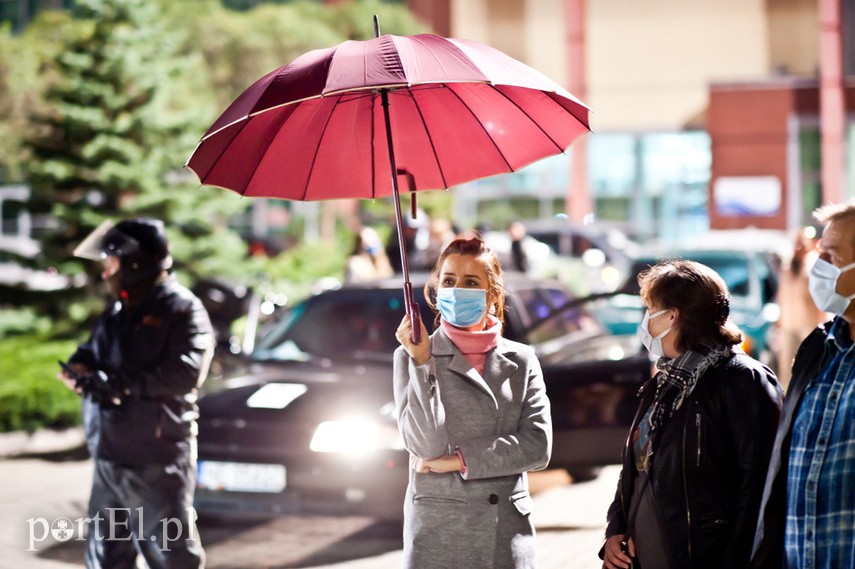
[{"xmin": 437, "ymin": 287, "xmax": 488, "ymax": 328}]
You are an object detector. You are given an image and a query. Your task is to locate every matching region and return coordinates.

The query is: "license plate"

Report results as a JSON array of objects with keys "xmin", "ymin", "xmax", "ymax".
[{"xmin": 197, "ymin": 461, "xmax": 286, "ymax": 493}]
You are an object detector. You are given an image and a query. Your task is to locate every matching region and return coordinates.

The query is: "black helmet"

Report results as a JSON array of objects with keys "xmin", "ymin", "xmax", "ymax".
[{"xmin": 100, "ymin": 218, "xmax": 172, "ymax": 285}]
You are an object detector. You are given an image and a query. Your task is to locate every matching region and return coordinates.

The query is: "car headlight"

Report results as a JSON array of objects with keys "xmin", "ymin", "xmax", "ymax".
[{"xmin": 309, "ymin": 418, "xmax": 404, "ymax": 454}]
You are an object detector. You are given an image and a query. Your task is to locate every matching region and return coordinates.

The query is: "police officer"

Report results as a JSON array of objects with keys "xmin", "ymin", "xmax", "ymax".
[{"xmin": 59, "ymin": 218, "xmax": 213, "ymax": 569}]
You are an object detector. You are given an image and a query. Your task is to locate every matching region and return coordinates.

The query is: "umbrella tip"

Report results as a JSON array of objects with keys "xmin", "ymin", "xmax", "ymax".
[{"xmin": 373, "ymin": 14, "xmax": 380, "ymax": 38}]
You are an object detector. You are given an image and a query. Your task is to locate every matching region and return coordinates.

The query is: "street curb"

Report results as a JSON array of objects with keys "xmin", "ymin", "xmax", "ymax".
[{"xmin": 0, "ymin": 427, "xmax": 84, "ymax": 458}]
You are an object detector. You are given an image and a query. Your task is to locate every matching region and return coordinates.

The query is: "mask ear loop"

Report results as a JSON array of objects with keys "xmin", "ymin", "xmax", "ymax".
[{"xmin": 648, "ymin": 308, "xmax": 673, "ymax": 340}]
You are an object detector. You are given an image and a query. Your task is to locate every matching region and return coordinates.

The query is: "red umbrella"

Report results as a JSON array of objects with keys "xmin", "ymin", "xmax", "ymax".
[{"xmin": 187, "ymin": 19, "xmax": 590, "ymax": 342}]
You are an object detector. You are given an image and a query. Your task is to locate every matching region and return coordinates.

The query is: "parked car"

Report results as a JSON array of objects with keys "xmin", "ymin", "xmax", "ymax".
[
  {"xmin": 520, "ymin": 218, "xmax": 642, "ymax": 294},
  {"xmin": 194, "ymin": 274, "xmax": 651, "ymax": 520},
  {"xmin": 591, "ymin": 246, "xmax": 781, "ymax": 365}
]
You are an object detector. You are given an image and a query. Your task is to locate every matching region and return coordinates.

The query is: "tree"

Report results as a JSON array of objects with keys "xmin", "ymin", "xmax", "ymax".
[
  {"xmin": 14, "ymin": 0, "xmax": 432, "ymax": 325},
  {"xmin": 22, "ymin": 0, "xmax": 253, "ymax": 323}
]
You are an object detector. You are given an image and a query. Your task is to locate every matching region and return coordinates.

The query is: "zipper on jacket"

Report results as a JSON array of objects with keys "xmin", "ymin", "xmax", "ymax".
[
  {"xmin": 619, "ymin": 379, "xmax": 655, "ymax": 526},
  {"xmin": 695, "ymin": 413, "xmax": 702, "ymax": 468},
  {"xmin": 683, "ymin": 412, "xmax": 693, "ymax": 565}
]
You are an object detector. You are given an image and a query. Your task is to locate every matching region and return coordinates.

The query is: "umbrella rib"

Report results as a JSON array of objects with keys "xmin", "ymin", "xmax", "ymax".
[
  {"xmin": 199, "ymin": 88, "xmax": 399, "ymax": 142},
  {"xmin": 400, "ymin": 90, "xmax": 449, "ymax": 190},
  {"xmin": 299, "ymin": 100, "xmax": 340, "ymax": 201},
  {"xmin": 491, "ymin": 86, "xmax": 568, "ymax": 154},
  {"xmin": 445, "ymin": 84, "xmax": 515, "ymax": 174},
  {"xmin": 370, "ymin": 92, "xmax": 376, "ymax": 199},
  {"xmin": 193, "ymin": 117, "xmax": 252, "ymax": 191},
  {"xmin": 239, "ymin": 106, "xmax": 308, "ymax": 197}
]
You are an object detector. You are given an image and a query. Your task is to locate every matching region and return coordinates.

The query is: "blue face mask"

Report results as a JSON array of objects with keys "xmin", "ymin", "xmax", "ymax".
[{"xmin": 437, "ymin": 287, "xmax": 487, "ymax": 328}]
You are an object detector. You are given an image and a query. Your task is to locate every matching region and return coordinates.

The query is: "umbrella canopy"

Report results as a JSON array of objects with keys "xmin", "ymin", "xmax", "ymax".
[
  {"xmin": 186, "ymin": 28, "xmax": 590, "ymax": 344},
  {"xmin": 186, "ymin": 32, "xmax": 590, "ymax": 201}
]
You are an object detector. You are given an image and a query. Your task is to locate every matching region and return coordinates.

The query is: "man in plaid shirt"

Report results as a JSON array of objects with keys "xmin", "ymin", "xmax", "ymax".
[{"xmin": 751, "ymin": 201, "xmax": 855, "ymax": 569}]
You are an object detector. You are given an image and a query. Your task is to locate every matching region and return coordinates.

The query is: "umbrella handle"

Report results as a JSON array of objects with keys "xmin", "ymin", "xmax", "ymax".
[
  {"xmin": 403, "ymin": 282, "xmax": 422, "ymax": 344},
  {"xmin": 396, "ymin": 168, "xmax": 417, "ymax": 219}
]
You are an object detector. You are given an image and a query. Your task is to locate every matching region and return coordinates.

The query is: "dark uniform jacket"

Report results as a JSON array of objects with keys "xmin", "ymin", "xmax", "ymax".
[
  {"xmin": 70, "ymin": 274, "xmax": 213, "ymax": 466},
  {"xmin": 749, "ymin": 322, "xmax": 831, "ymax": 568},
  {"xmin": 604, "ymin": 352, "xmax": 783, "ymax": 569}
]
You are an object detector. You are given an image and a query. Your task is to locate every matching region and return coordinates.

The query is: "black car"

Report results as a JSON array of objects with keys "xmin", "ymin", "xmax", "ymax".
[{"xmin": 195, "ymin": 274, "xmax": 650, "ymax": 520}]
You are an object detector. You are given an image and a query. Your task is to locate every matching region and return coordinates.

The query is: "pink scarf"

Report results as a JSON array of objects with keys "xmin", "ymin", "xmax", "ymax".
[{"xmin": 441, "ymin": 315, "xmax": 502, "ymax": 376}]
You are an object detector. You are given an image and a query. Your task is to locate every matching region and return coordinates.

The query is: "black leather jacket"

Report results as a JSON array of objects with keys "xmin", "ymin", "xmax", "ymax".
[
  {"xmin": 604, "ymin": 352, "xmax": 783, "ymax": 569},
  {"xmin": 70, "ymin": 274, "xmax": 214, "ymax": 466},
  {"xmin": 749, "ymin": 322, "xmax": 831, "ymax": 569}
]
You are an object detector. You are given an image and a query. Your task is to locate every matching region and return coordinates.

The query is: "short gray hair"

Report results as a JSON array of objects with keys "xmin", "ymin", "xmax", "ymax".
[{"xmin": 814, "ymin": 199, "xmax": 855, "ymax": 226}]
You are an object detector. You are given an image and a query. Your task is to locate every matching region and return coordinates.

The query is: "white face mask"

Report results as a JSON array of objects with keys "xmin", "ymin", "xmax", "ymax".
[
  {"xmin": 808, "ymin": 258, "xmax": 855, "ymax": 315},
  {"xmin": 639, "ymin": 308, "xmax": 672, "ymax": 358}
]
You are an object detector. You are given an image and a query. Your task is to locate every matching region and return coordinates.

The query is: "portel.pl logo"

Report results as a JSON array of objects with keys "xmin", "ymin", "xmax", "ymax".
[{"xmin": 27, "ymin": 508, "xmax": 197, "ymax": 552}]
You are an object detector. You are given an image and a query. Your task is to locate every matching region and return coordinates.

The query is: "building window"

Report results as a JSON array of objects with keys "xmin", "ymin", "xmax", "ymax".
[{"xmin": 588, "ymin": 131, "xmax": 710, "ymax": 242}]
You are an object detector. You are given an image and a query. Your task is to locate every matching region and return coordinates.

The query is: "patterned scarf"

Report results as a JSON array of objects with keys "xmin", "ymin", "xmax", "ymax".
[{"xmin": 647, "ymin": 343, "xmax": 733, "ymax": 459}]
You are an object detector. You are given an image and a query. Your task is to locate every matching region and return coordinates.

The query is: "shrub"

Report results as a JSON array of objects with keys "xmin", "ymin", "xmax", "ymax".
[{"xmin": 0, "ymin": 334, "xmax": 82, "ymax": 433}]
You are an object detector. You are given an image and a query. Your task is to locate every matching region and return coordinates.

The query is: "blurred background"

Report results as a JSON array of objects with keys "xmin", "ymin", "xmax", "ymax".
[
  {"xmin": 0, "ymin": 0, "xmax": 852, "ymax": 470},
  {"xmin": 0, "ymin": 2, "xmax": 853, "ymax": 567}
]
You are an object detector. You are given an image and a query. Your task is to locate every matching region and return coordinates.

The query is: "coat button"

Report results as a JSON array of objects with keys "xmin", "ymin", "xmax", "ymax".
[{"xmin": 488, "ymin": 494, "xmax": 499, "ymax": 504}]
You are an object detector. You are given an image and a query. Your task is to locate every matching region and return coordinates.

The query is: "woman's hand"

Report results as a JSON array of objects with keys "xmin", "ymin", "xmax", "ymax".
[
  {"xmin": 395, "ymin": 314, "xmax": 430, "ymax": 365},
  {"xmin": 409, "ymin": 454, "xmax": 464, "ymax": 474},
  {"xmin": 409, "ymin": 455, "xmax": 431, "ymax": 473},
  {"xmin": 603, "ymin": 535, "xmax": 635, "ymax": 569}
]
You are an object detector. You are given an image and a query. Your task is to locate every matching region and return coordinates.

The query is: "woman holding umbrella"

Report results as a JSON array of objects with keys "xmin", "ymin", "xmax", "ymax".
[
  {"xmin": 393, "ymin": 236, "xmax": 552, "ymax": 568},
  {"xmin": 601, "ymin": 260, "xmax": 783, "ymax": 569}
]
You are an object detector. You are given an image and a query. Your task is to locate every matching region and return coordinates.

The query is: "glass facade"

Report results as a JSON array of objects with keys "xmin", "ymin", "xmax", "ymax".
[
  {"xmin": 799, "ymin": 127, "xmax": 823, "ymax": 225},
  {"xmin": 588, "ymin": 131, "xmax": 711, "ymax": 243},
  {"xmin": 452, "ymin": 130, "xmax": 711, "ymax": 243}
]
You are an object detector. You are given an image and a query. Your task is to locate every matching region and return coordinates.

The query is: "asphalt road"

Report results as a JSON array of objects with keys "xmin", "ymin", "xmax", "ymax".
[{"xmin": 2, "ymin": 450, "xmax": 617, "ymax": 569}]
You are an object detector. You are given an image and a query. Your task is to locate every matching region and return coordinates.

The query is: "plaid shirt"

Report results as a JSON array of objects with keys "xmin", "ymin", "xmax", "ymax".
[{"xmin": 785, "ymin": 317, "xmax": 855, "ymax": 569}]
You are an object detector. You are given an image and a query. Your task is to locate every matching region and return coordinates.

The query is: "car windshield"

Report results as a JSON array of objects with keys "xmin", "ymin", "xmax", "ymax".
[
  {"xmin": 252, "ymin": 283, "xmax": 605, "ymax": 363},
  {"xmin": 693, "ymin": 255, "xmax": 753, "ymax": 296},
  {"xmin": 624, "ymin": 253, "xmax": 758, "ymax": 301},
  {"xmin": 252, "ymin": 291, "xmax": 418, "ymax": 362},
  {"xmin": 509, "ymin": 287, "xmax": 602, "ymax": 344}
]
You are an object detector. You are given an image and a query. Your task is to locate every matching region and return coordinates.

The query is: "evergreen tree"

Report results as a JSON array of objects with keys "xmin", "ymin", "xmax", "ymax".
[{"xmin": 23, "ymin": 0, "xmax": 252, "ymax": 323}]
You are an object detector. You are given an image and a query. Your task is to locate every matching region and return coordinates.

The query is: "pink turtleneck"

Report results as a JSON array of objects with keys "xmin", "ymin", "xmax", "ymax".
[{"xmin": 440, "ymin": 315, "xmax": 502, "ymax": 375}]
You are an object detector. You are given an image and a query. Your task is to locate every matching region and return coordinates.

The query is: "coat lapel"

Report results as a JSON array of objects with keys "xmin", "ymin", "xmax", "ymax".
[{"xmin": 431, "ymin": 329, "xmax": 519, "ymax": 410}]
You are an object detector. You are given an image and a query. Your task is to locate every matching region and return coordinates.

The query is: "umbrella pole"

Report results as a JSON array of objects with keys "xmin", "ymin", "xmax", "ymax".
[{"xmin": 380, "ymin": 88, "xmax": 422, "ymax": 344}]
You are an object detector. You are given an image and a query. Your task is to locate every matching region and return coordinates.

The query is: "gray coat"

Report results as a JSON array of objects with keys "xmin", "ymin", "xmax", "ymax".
[{"xmin": 393, "ymin": 328, "xmax": 552, "ymax": 568}]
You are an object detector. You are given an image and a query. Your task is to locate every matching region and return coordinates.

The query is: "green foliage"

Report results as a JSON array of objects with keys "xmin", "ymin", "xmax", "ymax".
[
  {"xmin": 0, "ymin": 11, "xmax": 75, "ymax": 182},
  {"xmin": 167, "ymin": 0, "xmax": 425, "ymax": 112},
  {"xmin": 360, "ymin": 191, "xmax": 454, "ymax": 230},
  {"xmin": 21, "ymin": 1, "xmax": 181, "ymax": 300},
  {"xmin": 313, "ymin": 0, "xmax": 425, "ymax": 39},
  {"xmin": 258, "ymin": 232, "xmax": 350, "ymax": 301},
  {"xmin": 0, "ymin": 0, "xmax": 436, "ymax": 433},
  {"xmin": 6, "ymin": 0, "xmax": 428, "ymax": 326},
  {"xmin": 0, "ymin": 306, "xmax": 52, "ymax": 336},
  {"xmin": 0, "ymin": 334, "xmax": 82, "ymax": 433},
  {"xmin": 18, "ymin": 0, "xmax": 255, "ymax": 321}
]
